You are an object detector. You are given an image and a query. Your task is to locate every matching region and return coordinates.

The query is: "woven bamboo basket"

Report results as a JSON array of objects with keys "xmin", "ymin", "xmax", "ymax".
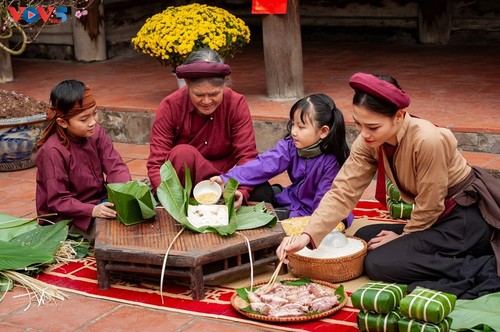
[{"xmin": 287, "ymin": 236, "xmax": 367, "ymax": 283}]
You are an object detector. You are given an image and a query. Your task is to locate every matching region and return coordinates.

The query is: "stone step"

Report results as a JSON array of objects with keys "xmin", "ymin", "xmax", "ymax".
[
  {"xmin": 100, "ymin": 109, "xmax": 499, "ymax": 154},
  {"xmin": 100, "ymin": 109, "xmax": 499, "ymax": 179}
]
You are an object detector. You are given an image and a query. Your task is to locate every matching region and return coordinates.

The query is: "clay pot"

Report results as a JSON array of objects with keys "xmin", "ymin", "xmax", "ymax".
[{"xmin": 0, "ymin": 113, "xmax": 48, "ymax": 171}]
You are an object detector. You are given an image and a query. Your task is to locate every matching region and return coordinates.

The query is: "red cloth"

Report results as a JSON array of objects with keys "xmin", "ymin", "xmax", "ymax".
[
  {"xmin": 375, "ymin": 146, "xmax": 387, "ymax": 207},
  {"xmin": 147, "ymin": 87, "xmax": 258, "ymax": 201},
  {"xmin": 252, "ymin": 0, "xmax": 287, "ymax": 14},
  {"xmin": 375, "ymin": 144, "xmax": 397, "ymax": 207},
  {"xmin": 35, "ymin": 124, "xmax": 131, "ymax": 231}
]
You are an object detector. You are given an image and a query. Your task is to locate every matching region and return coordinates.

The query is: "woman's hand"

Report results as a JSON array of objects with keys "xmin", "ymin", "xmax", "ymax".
[
  {"xmin": 92, "ymin": 202, "xmax": 117, "ymax": 219},
  {"xmin": 367, "ymin": 230, "xmax": 400, "ymax": 250},
  {"xmin": 276, "ymin": 233, "xmax": 310, "ymax": 263}
]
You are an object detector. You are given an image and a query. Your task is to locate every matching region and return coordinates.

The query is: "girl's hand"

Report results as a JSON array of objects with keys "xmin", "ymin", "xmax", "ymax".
[
  {"xmin": 92, "ymin": 202, "xmax": 117, "ymax": 219},
  {"xmin": 209, "ymin": 176, "xmax": 224, "ymax": 192},
  {"xmin": 234, "ymin": 190, "xmax": 243, "ymax": 209},
  {"xmin": 276, "ymin": 234, "xmax": 310, "ymax": 263},
  {"xmin": 210, "ymin": 176, "xmax": 243, "ymax": 209},
  {"xmin": 367, "ymin": 230, "xmax": 400, "ymax": 250}
]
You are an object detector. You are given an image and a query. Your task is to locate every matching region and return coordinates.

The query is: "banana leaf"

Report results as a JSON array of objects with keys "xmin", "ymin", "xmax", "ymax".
[
  {"xmin": 0, "ymin": 276, "xmax": 13, "ymax": 291},
  {"xmin": 157, "ymin": 161, "xmax": 276, "ymax": 236},
  {"xmin": 0, "ymin": 220, "xmax": 70, "ymax": 271},
  {"xmin": 107, "ymin": 180, "xmax": 157, "ymax": 226},
  {"xmin": 0, "ymin": 214, "xmax": 38, "ymax": 242},
  {"xmin": 449, "ymin": 292, "xmax": 500, "ymax": 331},
  {"xmin": 235, "ymin": 202, "xmax": 277, "ymax": 230},
  {"xmin": 0, "ymin": 241, "xmax": 55, "ymax": 270},
  {"xmin": 10, "ymin": 219, "xmax": 69, "ymax": 254}
]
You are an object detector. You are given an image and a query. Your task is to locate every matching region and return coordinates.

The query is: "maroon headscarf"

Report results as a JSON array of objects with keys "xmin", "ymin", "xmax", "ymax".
[{"xmin": 175, "ymin": 61, "xmax": 232, "ymax": 79}]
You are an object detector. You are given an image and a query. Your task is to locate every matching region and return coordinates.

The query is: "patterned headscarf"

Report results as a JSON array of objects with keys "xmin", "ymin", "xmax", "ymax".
[{"xmin": 36, "ymin": 86, "xmax": 97, "ymax": 149}]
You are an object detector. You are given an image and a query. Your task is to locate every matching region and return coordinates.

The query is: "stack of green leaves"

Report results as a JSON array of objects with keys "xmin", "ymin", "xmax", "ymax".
[
  {"xmin": 352, "ymin": 280, "xmax": 408, "ymax": 332},
  {"xmin": 386, "ymin": 180, "xmax": 414, "ymax": 219},
  {"xmin": 156, "ymin": 161, "xmax": 277, "ymax": 236},
  {"xmin": 0, "ymin": 214, "xmax": 69, "ymax": 292},
  {"xmin": 398, "ymin": 287, "xmax": 456, "ymax": 332}
]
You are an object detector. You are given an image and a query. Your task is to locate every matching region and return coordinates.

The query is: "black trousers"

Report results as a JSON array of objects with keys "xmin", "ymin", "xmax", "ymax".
[
  {"xmin": 354, "ymin": 203, "xmax": 500, "ymax": 299},
  {"xmin": 248, "ymin": 182, "xmax": 290, "ymax": 220}
]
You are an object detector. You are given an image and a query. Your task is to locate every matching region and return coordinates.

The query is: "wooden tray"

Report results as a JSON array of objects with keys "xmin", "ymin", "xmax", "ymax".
[{"xmin": 230, "ymin": 278, "xmax": 346, "ymax": 323}]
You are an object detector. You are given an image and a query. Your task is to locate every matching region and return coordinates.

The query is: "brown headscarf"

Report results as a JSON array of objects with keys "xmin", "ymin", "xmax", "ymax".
[{"xmin": 36, "ymin": 86, "xmax": 97, "ymax": 149}]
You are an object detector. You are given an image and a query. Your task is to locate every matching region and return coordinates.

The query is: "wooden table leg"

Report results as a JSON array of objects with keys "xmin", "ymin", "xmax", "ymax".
[
  {"xmin": 96, "ymin": 259, "xmax": 110, "ymax": 290},
  {"xmin": 190, "ymin": 266, "xmax": 204, "ymax": 300}
]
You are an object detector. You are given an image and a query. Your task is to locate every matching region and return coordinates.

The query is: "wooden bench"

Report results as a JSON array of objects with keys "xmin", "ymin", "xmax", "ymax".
[{"xmin": 94, "ymin": 208, "xmax": 285, "ymax": 300}]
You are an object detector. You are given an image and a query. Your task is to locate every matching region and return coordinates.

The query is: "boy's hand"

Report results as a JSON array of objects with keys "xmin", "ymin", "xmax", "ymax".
[{"xmin": 92, "ymin": 202, "xmax": 117, "ymax": 219}]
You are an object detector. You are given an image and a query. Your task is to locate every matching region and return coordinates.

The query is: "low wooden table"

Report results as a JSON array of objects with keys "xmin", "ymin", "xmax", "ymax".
[{"xmin": 94, "ymin": 208, "xmax": 285, "ymax": 300}]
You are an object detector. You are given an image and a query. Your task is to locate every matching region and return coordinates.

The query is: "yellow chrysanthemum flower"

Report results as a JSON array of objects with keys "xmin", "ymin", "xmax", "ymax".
[{"xmin": 131, "ymin": 3, "xmax": 251, "ymax": 68}]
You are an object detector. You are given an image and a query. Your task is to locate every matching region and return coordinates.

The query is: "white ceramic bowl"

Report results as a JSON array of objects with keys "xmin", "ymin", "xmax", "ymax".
[{"xmin": 193, "ymin": 180, "xmax": 222, "ymax": 205}]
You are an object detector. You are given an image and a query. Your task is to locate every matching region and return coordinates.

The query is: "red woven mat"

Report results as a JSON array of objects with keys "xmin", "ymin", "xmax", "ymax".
[{"xmin": 38, "ymin": 257, "xmax": 360, "ymax": 331}]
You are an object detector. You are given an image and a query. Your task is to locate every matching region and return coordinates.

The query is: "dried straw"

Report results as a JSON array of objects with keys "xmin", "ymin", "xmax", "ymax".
[{"xmin": 0, "ymin": 270, "xmax": 68, "ymax": 310}]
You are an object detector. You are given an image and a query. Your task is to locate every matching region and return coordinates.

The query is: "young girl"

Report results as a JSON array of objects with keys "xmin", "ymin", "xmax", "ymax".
[
  {"xmin": 211, "ymin": 93, "xmax": 353, "ymax": 226},
  {"xmin": 35, "ymin": 79, "xmax": 131, "ymax": 239},
  {"xmin": 277, "ymin": 73, "xmax": 500, "ymax": 299}
]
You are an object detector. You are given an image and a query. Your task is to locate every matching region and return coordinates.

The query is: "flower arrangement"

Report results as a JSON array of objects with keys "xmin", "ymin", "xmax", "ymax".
[{"xmin": 131, "ymin": 3, "xmax": 251, "ymax": 69}]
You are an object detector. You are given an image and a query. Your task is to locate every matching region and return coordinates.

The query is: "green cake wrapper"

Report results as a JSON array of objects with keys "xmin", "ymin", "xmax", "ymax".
[
  {"xmin": 398, "ymin": 316, "xmax": 452, "ymax": 332},
  {"xmin": 357, "ymin": 310, "xmax": 402, "ymax": 332},
  {"xmin": 351, "ymin": 280, "xmax": 408, "ymax": 314},
  {"xmin": 399, "ymin": 287, "xmax": 456, "ymax": 324}
]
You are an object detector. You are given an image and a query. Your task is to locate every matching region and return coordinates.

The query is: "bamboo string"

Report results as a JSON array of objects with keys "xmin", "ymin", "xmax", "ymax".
[
  {"xmin": 160, "ymin": 227, "xmax": 185, "ymax": 304},
  {"xmin": 236, "ymin": 232, "xmax": 254, "ymax": 290}
]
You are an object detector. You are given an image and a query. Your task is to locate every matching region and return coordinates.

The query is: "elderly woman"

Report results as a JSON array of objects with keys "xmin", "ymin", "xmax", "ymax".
[
  {"xmin": 147, "ymin": 48, "xmax": 258, "ymax": 203},
  {"xmin": 277, "ymin": 72, "xmax": 500, "ymax": 299}
]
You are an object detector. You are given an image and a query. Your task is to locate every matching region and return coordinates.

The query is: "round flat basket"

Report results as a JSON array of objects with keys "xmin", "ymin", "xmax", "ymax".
[
  {"xmin": 288, "ymin": 236, "xmax": 367, "ymax": 283},
  {"xmin": 230, "ymin": 278, "xmax": 346, "ymax": 323}
]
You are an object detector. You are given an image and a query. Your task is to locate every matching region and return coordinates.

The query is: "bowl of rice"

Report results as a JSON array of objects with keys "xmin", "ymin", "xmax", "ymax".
[
  {"xmin": 193, "ymin": 180, "xmax": 222, "ymax": 205},
  {"xmin": 281, "ymin": 216, "xmax": 367, "ymax": 283}
]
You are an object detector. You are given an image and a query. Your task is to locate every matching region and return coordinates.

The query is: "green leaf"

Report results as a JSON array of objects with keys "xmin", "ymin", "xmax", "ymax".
[
  {"xmin": 10, "ymin": 220, "xmax": 70, "ymax": 256},
  {"xmin": 184, "ymin": 165, "xmax": 192, "ymax": 216},
  {"xmin": 0, "ymin": 240, "xmax": 54, "ymax": 270},
  {"xmin": 158, "ymin": 161, "xmax": 188, "ymax": 222},
  {"xmin": 282, "ymin": 277, "xmax": 313, "ymax": 286},
  {"xmin": 0, "ymin": 275, "xmax": 14, "ymax": 292},
  {"xmin": 449, "ymin": 293, "xmax": 500, "ymax": 331},
  {"xmin": 0, "ymin": 213, "xmax": 41, "ymax": 242},
  {"xmin": 235, "ymin": 201, "xmax": 277, "ymax": 230}
]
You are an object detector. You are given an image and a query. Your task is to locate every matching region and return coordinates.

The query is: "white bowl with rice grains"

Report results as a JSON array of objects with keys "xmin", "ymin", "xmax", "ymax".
[{"xmin": 193, "ymin": 180, "xmax": 222, "ymax": 205}]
